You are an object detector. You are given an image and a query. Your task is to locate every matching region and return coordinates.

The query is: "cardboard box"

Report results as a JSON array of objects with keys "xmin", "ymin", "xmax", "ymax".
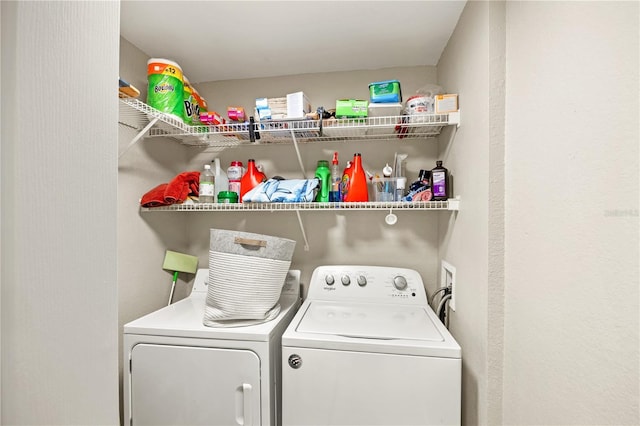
[
  {"xmin": 267, "ymin": 97, "xmax": 287, "ymax": 116},
  {"xmin": 286, "ymin": 91, "xmax": 312, "ymax": 119},
  {"xmin": 435, "ymin": 94, "xmax": 458, "ymax": 114},
  {"xmin": 336, "ymin": 99, "xmax": 368, "ymax": 118},
  {"xmin": 256, "ymin": 96, "xmax": 288, "ymax": 120},
  {"xmin": 227, "ymin": 106, "xmax": 245, "ymax": 122},
  {"xmin": 369, "ymin": 80, "xmax": 402, "ymax": 103}
]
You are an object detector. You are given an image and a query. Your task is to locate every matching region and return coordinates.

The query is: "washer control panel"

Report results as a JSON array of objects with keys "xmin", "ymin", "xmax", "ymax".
[{"xmin": 308, "ymin": 265, "xmax": 428, "ymax": 305}]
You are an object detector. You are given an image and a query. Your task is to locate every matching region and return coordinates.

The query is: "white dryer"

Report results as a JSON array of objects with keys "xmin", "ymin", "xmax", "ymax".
[
  {"xmin": 123, "ymin": 268, "xmax": 301, "ymax": 426},
  {"xmin": 281, "ymin": 265, "xmax": 461, "ymax": 426}
]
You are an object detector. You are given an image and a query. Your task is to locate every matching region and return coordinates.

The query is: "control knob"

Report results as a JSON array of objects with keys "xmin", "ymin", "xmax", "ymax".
[
  {"xmin": 341, "ymin": 275, "xmax": 351, "ymax": 286},
  {"xmin": 393, "ymin": 275, "xmax": 408, "ymax": 290},
  {"xmin": 325, "ymin": 274, "xmax": 335, "ymax": 285},
  {"xmin": 357, "ymin": 275, "xmax": 367, "ymax": 286}
]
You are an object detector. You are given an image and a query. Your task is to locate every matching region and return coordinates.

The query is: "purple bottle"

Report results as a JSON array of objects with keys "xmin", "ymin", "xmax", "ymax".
[{"xmin": 430, "ymin": 160, "xmax": 449, "ymax": 201}]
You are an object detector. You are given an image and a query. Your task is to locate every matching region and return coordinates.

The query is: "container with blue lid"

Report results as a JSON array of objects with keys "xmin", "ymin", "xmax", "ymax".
[{"xmin": 369, "ymin": 80, "xmax": 402, "ymax": 103}]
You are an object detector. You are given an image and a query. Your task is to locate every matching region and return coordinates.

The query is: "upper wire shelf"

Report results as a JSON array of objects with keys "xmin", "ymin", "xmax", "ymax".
[{"xmin": 119, "ymin": 98, "xmax": 460, "ymax": 148}]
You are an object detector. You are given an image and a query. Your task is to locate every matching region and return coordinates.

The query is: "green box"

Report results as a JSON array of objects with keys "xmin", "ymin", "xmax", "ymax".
[{"xmin": 335, "ymin": 99, "xmax": 368, "ymax": 118}]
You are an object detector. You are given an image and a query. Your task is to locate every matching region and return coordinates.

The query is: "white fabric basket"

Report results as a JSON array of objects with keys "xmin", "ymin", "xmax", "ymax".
[{"xmin": 203, "ymin": 229, "xmax": 296, "ymax": 327}]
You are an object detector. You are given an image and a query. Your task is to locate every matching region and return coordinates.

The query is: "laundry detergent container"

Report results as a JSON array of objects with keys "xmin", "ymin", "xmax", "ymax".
[{"xmin": 204, "ymin": 229, "xmax": 296, "ymax": 326}]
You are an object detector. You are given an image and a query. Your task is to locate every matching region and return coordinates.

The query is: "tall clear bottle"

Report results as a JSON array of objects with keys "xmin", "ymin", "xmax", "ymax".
[
  {"xmin": 212, "ymin": 158, "xmax": 228, "ymax": 202},
  {"xmin": 329, "ymin": 152, "xmax": 341, "ymax": 202},
  {"xmin": 199, "ymin": 164, "xmax": 215, "ymax": 203}
]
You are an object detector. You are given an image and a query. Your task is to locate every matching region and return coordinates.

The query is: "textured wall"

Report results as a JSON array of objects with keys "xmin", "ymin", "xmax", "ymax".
[
  {"xmin": 503, "ymin": 2, "xmax": 639, "ymax": 424},
  {"xmin": 437, "ymin": 2, "xmax": 492, "ymax": 424},
  {"xmin": 1, "ymin": 2, "xmax": 120, "ymax": 424}
]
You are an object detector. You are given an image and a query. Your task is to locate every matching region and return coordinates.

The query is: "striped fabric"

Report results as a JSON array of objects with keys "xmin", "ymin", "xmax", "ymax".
[{"xmin": 203, "ymin": 251, "xmax": 292, "ymax": 327}]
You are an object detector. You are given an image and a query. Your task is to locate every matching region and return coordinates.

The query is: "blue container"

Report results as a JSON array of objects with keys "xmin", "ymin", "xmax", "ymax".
[{"xmin": 369, "ymin": 80, "xmax": 402, "ymax": 103}]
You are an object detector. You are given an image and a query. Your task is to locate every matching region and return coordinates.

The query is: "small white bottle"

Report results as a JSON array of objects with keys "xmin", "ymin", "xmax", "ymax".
[
  {"xmin": 227, "ymin": 161, "xmax": 244, "ymax": 196},
  {"xmin": 212, "ymin": 158, "xmax": 228, "ymax": 202},
  {"xmin": 199, "ymin": 164, "xmax": 215, "ymax": 203}
]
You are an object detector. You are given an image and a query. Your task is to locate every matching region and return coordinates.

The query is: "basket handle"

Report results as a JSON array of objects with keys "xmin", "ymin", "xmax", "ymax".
[{"xmin": 234, "ymin": 237, "xmax": 267, "ymax": 248}]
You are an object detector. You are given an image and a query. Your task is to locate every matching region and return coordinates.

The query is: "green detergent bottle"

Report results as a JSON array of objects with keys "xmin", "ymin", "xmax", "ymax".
[{"xmin": 314, "ymin": 160, "xmax": 331, "ymax": 202}]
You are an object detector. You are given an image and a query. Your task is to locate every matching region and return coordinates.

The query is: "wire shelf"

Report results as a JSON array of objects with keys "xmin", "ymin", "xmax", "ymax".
[
  {"xmin": 140, "ymin": 199, "xmax": 460, "ymax": 212},
  {"xmin": 119, "ymin": 98, "xmax": 460, "ymax": 147}
]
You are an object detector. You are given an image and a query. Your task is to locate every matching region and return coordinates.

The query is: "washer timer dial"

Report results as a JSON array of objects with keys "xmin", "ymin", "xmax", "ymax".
[{"xmin": 393, "ymin": 275, "xmax": 408, "ymax": 290}]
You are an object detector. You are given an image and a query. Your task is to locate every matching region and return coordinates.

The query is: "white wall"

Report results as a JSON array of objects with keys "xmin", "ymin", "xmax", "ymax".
[
  {"xmin": 503, "ymin": 2, "xmax": 639, "ymax": 424},
  {"xmin": 1, "ymin": 2, "xmax": 120, "ymax": 424},
  {"xmin": 437, "ymin": 2, "xmax": 494, "ymax": 424}
]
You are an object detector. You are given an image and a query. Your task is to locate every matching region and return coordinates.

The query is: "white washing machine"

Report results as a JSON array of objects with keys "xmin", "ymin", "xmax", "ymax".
[
  {"xmin": 123, "ymin": 268, "xmax": 301, "ymax": 426},
  {"xmin": 281, "ymin": 265, "xmax": 461, "ymax": 426}
]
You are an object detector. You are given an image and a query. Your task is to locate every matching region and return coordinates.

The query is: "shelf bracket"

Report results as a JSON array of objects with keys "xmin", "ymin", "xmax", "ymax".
[
  {"xmin": 295, "ymin": 210, "xmax": 310, "ymax": 251},
  {"xmin": 448, "ymin": 111, "xmax": 461, "ymax": 128},
  {"xmin": 290, "ymin": 129, "xmax": 307, "ymax": 178},
  {"xmin": 119, "ymin": 117, "xmax": 159, "ymax": 158}
]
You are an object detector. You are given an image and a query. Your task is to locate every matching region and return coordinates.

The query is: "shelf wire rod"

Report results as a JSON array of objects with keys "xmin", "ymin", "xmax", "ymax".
[
  {"xmin": 295, "ymin": 210, "xmax": 310, "ymax": 251},
  {"xmin": 119, "ymin": 117, "xmax": 159, "ymax": 159},
  {"xmin": 290, "ymin": 129, "xmax": 307, "ymax": 178}
]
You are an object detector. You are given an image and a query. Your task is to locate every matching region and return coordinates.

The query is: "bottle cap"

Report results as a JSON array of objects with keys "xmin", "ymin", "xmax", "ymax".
[
  {"xmin": 217, "ymin": 191, "xmax": 239, "ymax": 203},
  {"xmin": 332, "ymin": 152, "xmax": 339, "ymax": 165},
  {"xmin": 231, "ymin": 161, "xmax": 243, "ymax": 167},
  {"xmin": 418, "ymin": 169, "xmax": 430, "ymax": 180},
  {"xmin": 436, "ymin": 160, "xmax": 443, "ymax": 167},
  {"xmin": 383, "ymin": 163, "xmax": 393, "ymax": 177},
  {"xmin": 317, "ymin": 160, "xmax": 329, "ymax": 167}
]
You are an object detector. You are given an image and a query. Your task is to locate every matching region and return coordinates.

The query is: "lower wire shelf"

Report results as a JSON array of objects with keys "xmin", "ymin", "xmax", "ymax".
[{"xmin": 140, "ymin": 199, "xmax": 460, "ymax": 212}]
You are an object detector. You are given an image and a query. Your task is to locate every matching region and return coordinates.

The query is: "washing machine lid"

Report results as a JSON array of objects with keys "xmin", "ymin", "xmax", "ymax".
[
  {"xmin": 284, "ymin": 301, "xmax": 461, "ymax": 358},
  {"xmin": 298, "ymin": 301, "xmax": 442, "ymax": 341}
]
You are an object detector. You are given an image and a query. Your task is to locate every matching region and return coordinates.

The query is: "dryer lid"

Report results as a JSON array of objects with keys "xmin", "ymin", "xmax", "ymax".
[{"xmin": 296, "ymin": 301, "xmax": 444, "ymax": 341}]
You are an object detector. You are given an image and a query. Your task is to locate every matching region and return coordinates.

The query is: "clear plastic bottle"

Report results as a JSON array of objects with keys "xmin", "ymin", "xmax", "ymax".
[
  {"xmin": 212, "ymin": 158, "xmax": 228, "ymax": 202},
  {"xmin": 199, "ymin": 164, "xmax": 215, "ymax": 203},
  {"xmin": 329, "ymin": 152, "xmax": 341, "ymax": 202}
]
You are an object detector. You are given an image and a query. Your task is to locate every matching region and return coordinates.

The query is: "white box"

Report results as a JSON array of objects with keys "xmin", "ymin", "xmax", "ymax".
[
  {"xmin": 367, "ymin": 102, "xmax": 403, "ymax": 117},
  {"xmin": 286, "ymin": 91, "xmax": 312, "ymax": 119}
]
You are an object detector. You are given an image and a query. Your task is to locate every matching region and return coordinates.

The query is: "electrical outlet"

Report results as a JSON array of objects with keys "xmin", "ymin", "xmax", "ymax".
[{"xmin": 440, "ymin": 260, "xmax": 456, "ymax": 311}]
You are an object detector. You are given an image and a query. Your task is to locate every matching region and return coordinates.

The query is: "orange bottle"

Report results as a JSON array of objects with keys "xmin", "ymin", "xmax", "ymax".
[
  {"xmin": 340, "ymin": 160, "xmax": 353, "ymax": 202},
  {"xmin": 342, "ymin": 153, "xmax": 369, "ymax": 202},
  {"xmin": 240, "ymin": 159, "xmax": 266, "ymax": 202}
]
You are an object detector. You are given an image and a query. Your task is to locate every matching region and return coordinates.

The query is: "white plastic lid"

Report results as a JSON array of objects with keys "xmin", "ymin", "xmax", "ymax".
[{"xmin": 397, "ymin": 177, "xmax": 407, "ymax": 189}]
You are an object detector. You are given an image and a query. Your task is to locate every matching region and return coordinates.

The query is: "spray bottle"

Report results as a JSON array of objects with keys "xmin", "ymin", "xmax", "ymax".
[{"xmin": 329, "ymin": 152, "xmax": 341, "ymax": 202}]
